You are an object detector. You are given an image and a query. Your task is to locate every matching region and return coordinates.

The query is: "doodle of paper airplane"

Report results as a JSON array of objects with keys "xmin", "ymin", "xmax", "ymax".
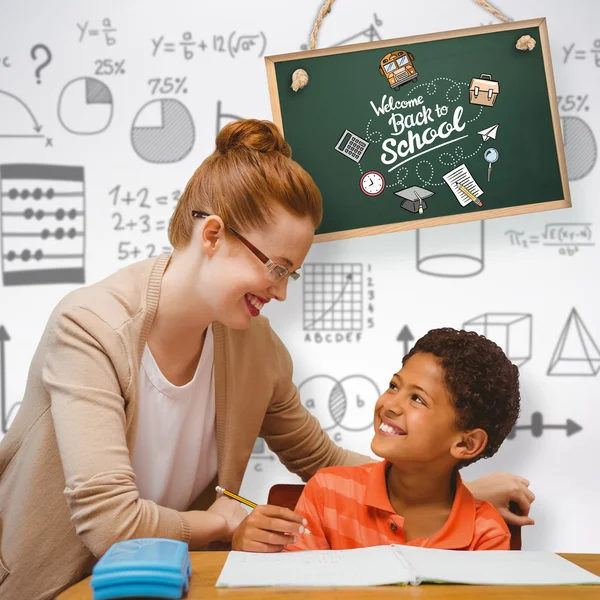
[{"xmin": 477, "ymin": 124, "xmax": 499, "ymax": 141}]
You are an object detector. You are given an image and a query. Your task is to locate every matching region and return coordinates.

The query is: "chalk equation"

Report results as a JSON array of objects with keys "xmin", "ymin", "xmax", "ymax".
[
  {"xmin": 77, "ymin": 18, "xmax": 117, "ymax": 46},
  {"xmin": 109, "ymin": 185, "xmax": 179, "ymax": 262},
  {"xmin": 109, "ymin": 185, "xmax": 180, "ymax": 208},
  {"xmin": 112, "ymin": 213, "xmax": 169, "ymax": 233},
  {"xmin": 151, "ymin": 31, "xmax": 267, "ymax": 59},
  {"xmin": 117, "ymin": 242, "xmax": 173, "ymax": 261},
  {"xmin": 563, "ymin": 40, "xmax": 600, "ymax": 66},
  {"xmin": 505, "ymin": 223, "xmax": 594, "ymax": 256}
]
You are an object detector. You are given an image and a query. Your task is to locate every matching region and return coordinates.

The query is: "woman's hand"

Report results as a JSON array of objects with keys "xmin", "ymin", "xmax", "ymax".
[
  {"xmin": 232, "ymin": 505, "xmax": 308, "ymax": 552},
  {"xmin": 206, "ymin": 495, "xmax": 250, "ymax": 542},
  {"xmin": 466, "ymin": 471, "xmax": 535, "ymax": 526}
]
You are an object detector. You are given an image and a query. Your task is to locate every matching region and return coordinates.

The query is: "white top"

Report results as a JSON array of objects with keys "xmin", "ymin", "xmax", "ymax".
[{"xmin": 131, "ymin": 325, "xmax": 217, "ymax": 511}]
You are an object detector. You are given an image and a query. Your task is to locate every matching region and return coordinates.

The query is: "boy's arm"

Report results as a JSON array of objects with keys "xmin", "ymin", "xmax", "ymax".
[{"xmin": 284, "ymin": 474, "xmax": 330, "ymax": 552}]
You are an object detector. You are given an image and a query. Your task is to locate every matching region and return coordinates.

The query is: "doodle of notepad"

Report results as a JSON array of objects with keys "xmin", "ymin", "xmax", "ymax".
[{"xmin": 90, "ymin": 538, "xmax": 192, "ymax": 600}]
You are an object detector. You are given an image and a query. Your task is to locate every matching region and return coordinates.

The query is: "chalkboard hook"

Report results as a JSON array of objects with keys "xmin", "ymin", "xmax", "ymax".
[
  {"xmin": 291, "ymin": 69, "xmax": 309, "ymax": 92},
  {"xmin": 516, "ymin": 35, "xmax": 536, "ymax": 51}
]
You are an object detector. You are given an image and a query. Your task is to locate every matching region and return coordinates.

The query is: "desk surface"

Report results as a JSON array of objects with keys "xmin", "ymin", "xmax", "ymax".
[{"xmin": 59, "ymin": 552, "xmax": 600, "ymax": 599}]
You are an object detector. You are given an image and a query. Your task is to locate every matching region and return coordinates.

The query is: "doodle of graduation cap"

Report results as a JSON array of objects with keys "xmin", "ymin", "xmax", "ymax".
[{"xmin": 394, "ymin": 185, "xmax": 434, "ymax": 214}]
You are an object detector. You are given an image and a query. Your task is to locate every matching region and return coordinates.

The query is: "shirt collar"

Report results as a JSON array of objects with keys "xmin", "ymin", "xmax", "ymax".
[
  {"xmin": 364, "ymin": 460, "xmax": 476, "ymax": 549},
  {"xmin": 427, "ymin": 470, "xmax": 476, "ymax": 549},
  {"xmin": 364, "ymin": 460, "xmax": 396, "ymax": 512}
]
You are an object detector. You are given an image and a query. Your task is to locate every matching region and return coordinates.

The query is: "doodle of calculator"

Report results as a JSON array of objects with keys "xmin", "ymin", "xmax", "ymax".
[{"xmin": 334, "ymin": 130, "xmax": 370, "ymax": 163}]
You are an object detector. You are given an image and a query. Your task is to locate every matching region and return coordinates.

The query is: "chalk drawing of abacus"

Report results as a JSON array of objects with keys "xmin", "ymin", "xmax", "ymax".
[{"xmin": 0, "ymin": 164, "xmax": 86, "ymax": 286}]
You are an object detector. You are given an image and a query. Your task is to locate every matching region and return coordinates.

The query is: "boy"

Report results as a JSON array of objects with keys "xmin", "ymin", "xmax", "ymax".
[{"xmin": 286, "ymin": 327, "xmax": 521, "ymax": 551}]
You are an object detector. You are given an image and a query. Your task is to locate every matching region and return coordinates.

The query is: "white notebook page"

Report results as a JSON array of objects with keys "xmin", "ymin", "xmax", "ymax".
[
  {"xmin": 216, "ymin": 545, "xmax": 600, "ymax": 588},
  {"xmin": 396, "ymin": 545, "xmax": 600, "ymax": 586},
  {"xmin": 216, "ymin": 546, "xmax": 411, "ymax": 587}
]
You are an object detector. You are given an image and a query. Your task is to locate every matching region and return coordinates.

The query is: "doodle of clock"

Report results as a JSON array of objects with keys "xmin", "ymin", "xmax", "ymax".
[{"xmin": 359, "ymin": 171, "xmax": 385, "ymax": 196}]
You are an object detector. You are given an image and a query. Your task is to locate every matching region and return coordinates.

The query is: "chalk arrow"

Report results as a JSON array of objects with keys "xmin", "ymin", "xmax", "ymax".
[{"xmin": 397, "ymin": 325, "xmax": 414, "ymax": 355}]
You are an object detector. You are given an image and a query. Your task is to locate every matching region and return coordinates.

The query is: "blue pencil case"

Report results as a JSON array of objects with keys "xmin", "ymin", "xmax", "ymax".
[{"xmin": 90, "ymin": 538, "xmax": 192, "ymax": 599}]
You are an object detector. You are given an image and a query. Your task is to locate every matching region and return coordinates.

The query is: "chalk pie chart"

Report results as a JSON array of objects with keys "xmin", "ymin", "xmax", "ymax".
[
  {"xmin": 58, "ymin": 77, "xmax": 113, "ymax": 135},
  {"xmin": 131, "ymin": 99, "xmax": 195, "ymax": 163},
  {"xmin": 561, "ymin": 116, "xmax": 597, "ymax": 181}
]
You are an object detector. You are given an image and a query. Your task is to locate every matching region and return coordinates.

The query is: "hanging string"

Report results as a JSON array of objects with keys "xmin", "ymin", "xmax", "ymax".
[
  {"xmin": 291, "ymin": 0, "xmax": 535, "ymax": 92},
  {"xmin": 472, "ymin": 0, "xmax": 536, "ymax": 50},
  {"xmin": 473, "ymin": 0, "xmax": 510, "ymax": 23},
  {"xmin": 291, "ymin": 0, "xmax": 337, "ymax": 91},
  {"xmin": 308, "ymin": 0, "xmax": 338, "ymax": 51}
]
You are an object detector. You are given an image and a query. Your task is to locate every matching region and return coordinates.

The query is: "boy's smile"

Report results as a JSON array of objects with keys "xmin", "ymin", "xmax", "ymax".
[
  {"xmin": 371, "ymin": 352, "xmax": 463, "ymax": 467},
  {"xmin": 377, "ymin": 416, "xmax": 406, "ymax": 437}
]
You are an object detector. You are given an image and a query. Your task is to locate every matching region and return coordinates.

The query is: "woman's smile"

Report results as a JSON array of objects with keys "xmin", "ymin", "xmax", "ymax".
[{"xmin": 244, "ymin": 293, "xmax": 268, "ymax": 317}]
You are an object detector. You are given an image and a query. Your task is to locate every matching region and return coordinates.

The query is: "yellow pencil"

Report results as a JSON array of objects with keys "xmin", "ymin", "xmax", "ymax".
[
  {"xmin": 216, "ymin": 486, "xmax": 257, "ymax": 508},
  {"xmin": 457, "ymin": 184, "xmax": 482, "ymax": 207},
  {"xmin": 215, "ymin": 486, "xmax": 312, "ymax": 535}
]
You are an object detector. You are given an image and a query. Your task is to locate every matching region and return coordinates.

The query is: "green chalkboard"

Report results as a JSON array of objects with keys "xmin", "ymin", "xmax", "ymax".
[{"xmin": 266, "ymin": 19, "xmax": 570, "ymax": 241}]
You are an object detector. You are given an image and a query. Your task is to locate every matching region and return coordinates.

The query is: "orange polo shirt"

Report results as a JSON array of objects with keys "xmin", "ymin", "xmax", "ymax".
[{"xmin": 286, "ymin": 461, "xmax": 510, "ymax": 552}]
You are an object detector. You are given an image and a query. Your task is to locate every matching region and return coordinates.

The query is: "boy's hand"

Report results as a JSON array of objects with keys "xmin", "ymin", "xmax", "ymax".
[
  {"xmin": 466, "ymin": 471, "xmax": 535, "ymax": 526},
  {"xmin": 232, "ymin": 505, "xmax": 308, "ymax": 552}
]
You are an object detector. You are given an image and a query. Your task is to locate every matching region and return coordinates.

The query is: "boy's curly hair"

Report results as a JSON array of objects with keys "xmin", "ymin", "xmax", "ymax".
[{"xmin": 403, "ymin": 327, "xmax": 520, "ymax": 467}]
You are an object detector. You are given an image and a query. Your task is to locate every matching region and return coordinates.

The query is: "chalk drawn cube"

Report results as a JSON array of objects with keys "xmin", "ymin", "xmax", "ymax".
[{"xmin": 462, "ymin": 313, "xmax": 532, "ymax": 367}]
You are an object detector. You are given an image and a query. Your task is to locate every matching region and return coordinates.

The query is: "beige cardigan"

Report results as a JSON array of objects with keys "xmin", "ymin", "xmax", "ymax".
[{"xmin": 0, "ymin": 254, "xmax": 367, "ymax": 599}]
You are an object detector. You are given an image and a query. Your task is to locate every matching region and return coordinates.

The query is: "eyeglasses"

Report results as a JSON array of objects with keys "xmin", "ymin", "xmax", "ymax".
[{"xmin": 191, "ymin": 210, "xmax": 300, "ymax": 282}]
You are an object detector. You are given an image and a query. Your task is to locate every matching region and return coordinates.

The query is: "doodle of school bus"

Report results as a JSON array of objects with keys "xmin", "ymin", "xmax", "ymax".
[{"xmin": 379, "ymin": 50, "xmax": 418, "ymax": 90}]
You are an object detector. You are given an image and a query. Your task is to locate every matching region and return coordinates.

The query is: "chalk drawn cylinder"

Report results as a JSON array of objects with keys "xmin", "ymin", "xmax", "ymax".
[{"xmin": 416, "ymin": 220, "xmax": 484, "ymax": 278}]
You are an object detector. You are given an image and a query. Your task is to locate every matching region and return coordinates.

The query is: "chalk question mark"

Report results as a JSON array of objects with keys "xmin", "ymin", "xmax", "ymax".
[{"xmin": 30, "ymin": 44, "xmax": 52, "ymax": 84}]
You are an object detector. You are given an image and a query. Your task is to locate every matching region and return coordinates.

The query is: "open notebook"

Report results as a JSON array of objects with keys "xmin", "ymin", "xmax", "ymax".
[{"xmin": 216, "ymin": 545, "xmax": 600, "ymax": 588}]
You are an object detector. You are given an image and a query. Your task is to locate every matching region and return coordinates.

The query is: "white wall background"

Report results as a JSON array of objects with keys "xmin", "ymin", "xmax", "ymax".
[{"xmin": 0, "ymin": 0, "xmax": 598, "ymax": 552}]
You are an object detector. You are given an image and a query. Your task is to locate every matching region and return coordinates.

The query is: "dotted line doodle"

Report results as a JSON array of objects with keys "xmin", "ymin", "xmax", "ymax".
[
  {"xmin": 439, "ymin": 141, "xmax": 483, "ymax": 167},
  {"xmin": 465, "ymin": 105, "xmax": 483, "ymax": 124},
  {"xmin": 407, "ymin": 76, "xmax": 464, "ymax": 104},
  {"xmin": 385, "ymin": 166, "xmax": 409, "ymax": 189},
  {"xmin": 415, "ymin": 160, "xmax": 446, "ymax": 187},
  {"xmin": 365, "ymin": 119, "xmax": 383, "ymax": 143}
]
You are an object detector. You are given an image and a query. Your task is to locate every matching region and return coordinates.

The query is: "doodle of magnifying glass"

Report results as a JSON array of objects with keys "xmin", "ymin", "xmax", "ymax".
[{"xmin": 483, "ymin": 147, "xmax": 499, "ymax": 182}]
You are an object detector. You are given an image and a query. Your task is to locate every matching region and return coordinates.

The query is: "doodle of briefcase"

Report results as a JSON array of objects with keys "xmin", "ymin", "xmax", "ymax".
[{"xmin": 469, "ymin": 73, "xmax": 500, "ymax": 107}]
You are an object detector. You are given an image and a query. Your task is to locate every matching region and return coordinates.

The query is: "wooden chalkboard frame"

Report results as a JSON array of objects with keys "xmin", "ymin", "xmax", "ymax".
[{"xmin": 265, "ymin": 18, "xmax": 571, "ymax": 243}]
